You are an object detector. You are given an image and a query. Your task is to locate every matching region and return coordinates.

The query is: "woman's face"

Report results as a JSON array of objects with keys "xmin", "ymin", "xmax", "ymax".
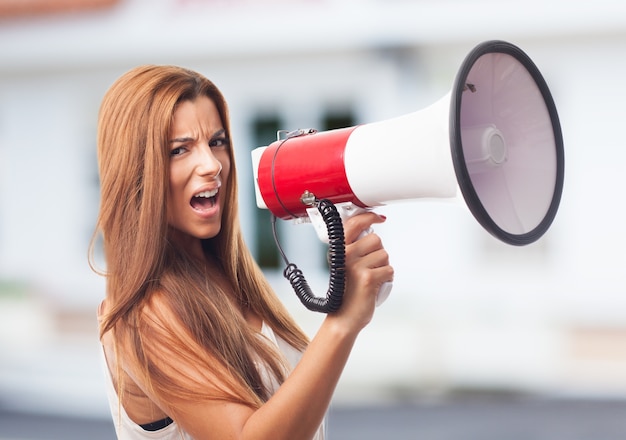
[{"xmin": 167, "ymin": 96, "xmax": 231, "ymax": 251}]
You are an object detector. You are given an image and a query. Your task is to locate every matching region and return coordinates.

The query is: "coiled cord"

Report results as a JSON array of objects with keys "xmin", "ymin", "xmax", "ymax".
[{"xmin": 272, "ymin": 199, "xmax": 346, "ymax": 313}]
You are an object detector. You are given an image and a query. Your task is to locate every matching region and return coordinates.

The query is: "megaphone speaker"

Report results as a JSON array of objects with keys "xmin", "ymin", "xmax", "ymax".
[{"xmin": 251, "ymin": 40, "xmax": 564, "ymax": 312}]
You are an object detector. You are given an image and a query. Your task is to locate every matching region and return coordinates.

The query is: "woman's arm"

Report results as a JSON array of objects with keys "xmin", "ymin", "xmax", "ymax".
[{"xmin": 154, "ymin": 212, "xmax": 393, "ymax": 440}]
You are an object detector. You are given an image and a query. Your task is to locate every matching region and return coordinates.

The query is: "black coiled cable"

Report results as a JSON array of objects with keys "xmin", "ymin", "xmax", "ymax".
[{"xmin": 272, "ymin": 199, "xmax": 346, "ymax": 313}]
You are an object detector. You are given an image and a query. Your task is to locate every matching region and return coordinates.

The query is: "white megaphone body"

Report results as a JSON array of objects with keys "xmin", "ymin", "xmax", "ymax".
[{"xmin": 251, "ymin": 40, "xmax": 565, "ymax": 313}]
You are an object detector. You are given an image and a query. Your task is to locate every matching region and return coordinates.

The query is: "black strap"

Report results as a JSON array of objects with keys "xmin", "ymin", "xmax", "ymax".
[{"xmin": 140, "ymin": 416, "xmax": 174, "ymax": 431}]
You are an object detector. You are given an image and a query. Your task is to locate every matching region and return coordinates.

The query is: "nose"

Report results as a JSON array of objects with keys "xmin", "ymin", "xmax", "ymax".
[{"xmin": 196, "ymin": 147, "xmax": 222, "ymax": 179}]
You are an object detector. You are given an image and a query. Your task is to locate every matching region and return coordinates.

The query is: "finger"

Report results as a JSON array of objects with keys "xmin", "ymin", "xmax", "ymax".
[
  {"xmin": 363, "ymin": 255, "xmax": 394, "ymax": 279},
  {"xmin": 343, "ymin": 212, "xmax": 386, "ymax": 244},
  {"xmin": 359, "ymin": 247, "xmax": 391, "ymax": 269},
  {"xmin": 347, "ymin": 233, "xmax": 385, "ymax": 258},
  {"xmin": 348, "ymin": 261, "xmax": 394, "ymax": 291}
]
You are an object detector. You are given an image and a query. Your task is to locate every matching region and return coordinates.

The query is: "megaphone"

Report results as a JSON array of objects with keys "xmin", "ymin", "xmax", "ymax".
[{"xmin": 251, "ymin": 40, "xmax": 564, "ymax": 313}]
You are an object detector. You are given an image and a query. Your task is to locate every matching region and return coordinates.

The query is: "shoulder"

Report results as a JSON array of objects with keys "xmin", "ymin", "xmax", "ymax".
[
  {"xmin": 136, "ymin": 289, "xmax": 204, "ymax": 358},
  {"xmin": 100, "ymin": 290, "xmax": 195, "ymax": 375}
]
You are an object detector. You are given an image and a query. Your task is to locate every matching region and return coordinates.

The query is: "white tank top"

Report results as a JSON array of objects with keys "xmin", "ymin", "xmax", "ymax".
[{"xmin": 102, "ymin": 322, "xmax": 326, "ymax": 439}]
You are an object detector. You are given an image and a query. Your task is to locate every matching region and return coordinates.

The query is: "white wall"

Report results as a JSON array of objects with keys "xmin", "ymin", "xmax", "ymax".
[{"xmin": 1, "ymin": 0, "xmax": 626, "ymax": 415}]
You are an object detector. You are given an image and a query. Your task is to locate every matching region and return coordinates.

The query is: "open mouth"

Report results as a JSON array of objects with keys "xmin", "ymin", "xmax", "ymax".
[{"xmin": 190, "ymin": 188, "xmax": 218, "ymax": 211}]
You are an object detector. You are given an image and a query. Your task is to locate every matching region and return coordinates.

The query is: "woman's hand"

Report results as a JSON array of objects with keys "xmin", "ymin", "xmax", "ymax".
[{"xmin": 329, "ymin": 211, "xmax": 393, "ymax": 333}]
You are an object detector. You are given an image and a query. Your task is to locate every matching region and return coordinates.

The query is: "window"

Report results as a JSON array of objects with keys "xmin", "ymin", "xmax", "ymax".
[
  {"xmin": 249, "ymin": 108, "xmax": 356, "ymax": 269},
  {"xmin": 250, "ymin": 115, "xmax": 283, "ymax": 268},
  {"xmin": 321, "ymin": 111, "xmax": 355, "ymax": 131}
]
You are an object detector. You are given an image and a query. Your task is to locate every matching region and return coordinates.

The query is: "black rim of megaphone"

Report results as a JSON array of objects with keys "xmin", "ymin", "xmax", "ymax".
[{"xmin": 449, "ymin": 40, "xmax": 565, "ymax": 246}]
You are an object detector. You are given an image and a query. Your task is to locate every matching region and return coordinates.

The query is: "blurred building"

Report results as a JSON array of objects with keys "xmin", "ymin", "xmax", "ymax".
[{"xmin": 0, "ymin": 0, "xmax": 625, "ymax": 417}]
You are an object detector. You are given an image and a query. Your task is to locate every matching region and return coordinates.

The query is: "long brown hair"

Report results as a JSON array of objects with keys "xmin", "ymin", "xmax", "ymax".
[{"xmin": 90, "ymin": 65, "xmax": 308, "ymax": 409}]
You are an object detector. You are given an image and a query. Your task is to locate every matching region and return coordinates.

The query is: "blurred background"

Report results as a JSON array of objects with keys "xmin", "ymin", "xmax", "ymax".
[{"xmin": 1, "ymin": 0, "xmax": 625, "ymax": 438}]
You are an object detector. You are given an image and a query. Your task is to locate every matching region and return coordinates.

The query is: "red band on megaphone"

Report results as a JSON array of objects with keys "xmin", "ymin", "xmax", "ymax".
[{"xmin": 256, "ymin": 126, "xmax": 367, "ymax": 219}]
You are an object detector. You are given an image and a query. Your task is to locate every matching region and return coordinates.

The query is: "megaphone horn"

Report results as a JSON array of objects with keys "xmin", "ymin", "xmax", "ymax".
[{"xmin": 251, "ymin": 40, "xmax": 565, "ymax": 312}]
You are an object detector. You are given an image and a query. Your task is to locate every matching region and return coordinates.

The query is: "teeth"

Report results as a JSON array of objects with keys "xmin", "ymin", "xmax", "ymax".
[{"xmin": 195, "ymin": 189, "xmax": 218, "ymax": 198}]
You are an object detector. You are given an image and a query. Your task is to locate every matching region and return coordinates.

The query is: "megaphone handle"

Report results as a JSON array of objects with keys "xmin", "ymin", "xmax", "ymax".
[
  {"xmin": 280, "ymin": 199, "xmax": 347, "ymax": 313},
  {"xmin": 305, "ymin": 202, "xmax": 393, "ymax": 307},
  {"xmin": 355, "ymin": 228, "xmax": 393, "ymax": 307}
]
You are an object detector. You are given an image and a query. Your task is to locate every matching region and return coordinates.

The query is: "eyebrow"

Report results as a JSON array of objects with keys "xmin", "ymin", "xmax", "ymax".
[{"xmin": 169, "ymin": 128, "xmax": 226, "ymax": 144}]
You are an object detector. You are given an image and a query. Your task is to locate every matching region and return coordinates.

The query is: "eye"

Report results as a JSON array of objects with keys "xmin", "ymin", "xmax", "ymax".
[
  {"xmin": 209, "ymin": 136, "xmax": 230, "ymax": 149},
  {"xmin": 170, "ymin": 146, "xmax": 187, "ymax": 157}
]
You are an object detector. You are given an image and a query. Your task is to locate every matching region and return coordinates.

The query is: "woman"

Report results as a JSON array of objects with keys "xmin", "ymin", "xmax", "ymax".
[{"xmin": 91, "ymin": 65, "xmax": 393, "ymax": 439}]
